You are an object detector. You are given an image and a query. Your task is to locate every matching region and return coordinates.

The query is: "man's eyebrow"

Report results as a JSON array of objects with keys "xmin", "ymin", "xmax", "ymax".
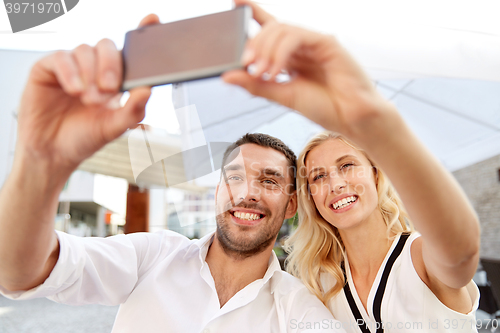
[
  {"xmin": 223, "ymin": 164, "xmax": 243, "ymax": 172},
  {"xmin": 262, "ymin": 167, "xmax": 285, "ymax": 179}
]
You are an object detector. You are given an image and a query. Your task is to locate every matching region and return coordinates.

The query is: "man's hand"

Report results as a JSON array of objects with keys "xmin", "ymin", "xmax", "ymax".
[
  {"xmin": 223, "ymin": 0, "xmax": 393, "ymax": 139},
  {"xmin": 16, "ymin": 14, "xmax": 160, "ymax": 175},
  {"xmin": 0, "ymin": 14, "xmax": 161, "ymax": 292}
]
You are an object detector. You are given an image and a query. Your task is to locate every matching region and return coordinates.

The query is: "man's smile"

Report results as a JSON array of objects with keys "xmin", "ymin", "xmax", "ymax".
[{"xmin": 229, "ymin": 208, "xmax": 266, "ymax": 226}]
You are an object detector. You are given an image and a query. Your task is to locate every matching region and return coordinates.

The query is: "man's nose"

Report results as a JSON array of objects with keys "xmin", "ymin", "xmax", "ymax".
[{"xmin": 239, "ymin": 179, "xmax": 261, "ymax": 202}]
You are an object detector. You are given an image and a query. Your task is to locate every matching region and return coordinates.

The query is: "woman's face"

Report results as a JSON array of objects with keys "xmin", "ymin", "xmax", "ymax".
[{"xmin": 305, "ymin": 139, "xmax": 379, "ymax": 230}]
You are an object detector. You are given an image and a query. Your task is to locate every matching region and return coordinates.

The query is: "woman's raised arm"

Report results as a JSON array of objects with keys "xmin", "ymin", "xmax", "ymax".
[{"xmin": 224, "ymin": 0, "xmax": 480, "ymax": 290}]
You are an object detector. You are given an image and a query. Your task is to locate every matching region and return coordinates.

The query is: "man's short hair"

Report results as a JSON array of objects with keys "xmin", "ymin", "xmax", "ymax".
[{"xmin": 221, "ymin": 133, "xmax": 297, "ymax": 190}]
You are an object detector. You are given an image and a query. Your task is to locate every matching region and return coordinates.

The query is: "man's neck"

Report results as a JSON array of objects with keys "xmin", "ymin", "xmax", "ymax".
[{"xmin": 205, "ymin": 234, "xmax": 273, "ymax": 308}]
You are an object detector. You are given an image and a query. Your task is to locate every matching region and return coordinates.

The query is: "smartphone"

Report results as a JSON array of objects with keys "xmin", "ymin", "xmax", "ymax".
[{"xmin": 121, "ymin": 6, "xmax": 251, "ymax": 91}]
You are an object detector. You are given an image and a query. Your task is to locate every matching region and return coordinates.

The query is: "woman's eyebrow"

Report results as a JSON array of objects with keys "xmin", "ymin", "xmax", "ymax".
[
  {"xmin": 308, "ymin": 166, "xmax": 324, "ymax": 177},
  {"xmin": 307, "ymin": 155, "xmax": 360, "ymax": 177},
  {"xmin": 335, "ymin": 154, "xmax": 358, "ymax": 163}
]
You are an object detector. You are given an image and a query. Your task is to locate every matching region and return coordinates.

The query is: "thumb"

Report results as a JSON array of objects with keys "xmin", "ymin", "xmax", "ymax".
[
  {"xmin": 222, "ymin": 70, "xmax": 294, "ymax": 108},
  {"xmin": 103, "ymin": 87, "xmax": 151, "ymax": 142}
]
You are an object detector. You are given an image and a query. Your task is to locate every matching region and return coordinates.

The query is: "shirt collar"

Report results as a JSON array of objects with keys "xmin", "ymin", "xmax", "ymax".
[{"xmin": 192, "ymin": 231, "xmax": 283, "ymax": 291}]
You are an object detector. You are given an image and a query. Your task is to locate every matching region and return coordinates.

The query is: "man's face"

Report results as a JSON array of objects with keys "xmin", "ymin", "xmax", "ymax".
[{"xmin": 215, "ymin": 144, "xmax": 297, "ymax": 258}]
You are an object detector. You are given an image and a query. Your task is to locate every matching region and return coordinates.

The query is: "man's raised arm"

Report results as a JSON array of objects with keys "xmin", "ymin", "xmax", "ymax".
[{"xmin": 0, "ymin": 15, "xmax": 159, "ymax": 291}]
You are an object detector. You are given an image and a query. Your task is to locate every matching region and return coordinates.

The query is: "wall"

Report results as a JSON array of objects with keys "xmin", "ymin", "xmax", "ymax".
[{"xmin": 453, "ymin": 155, "xmax": 500, "ymax": 260}]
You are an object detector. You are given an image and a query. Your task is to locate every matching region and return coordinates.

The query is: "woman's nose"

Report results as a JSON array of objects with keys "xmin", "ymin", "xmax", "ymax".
[{"xmin": 329, "ymin": 171, "xmax": 347, "ymax": 193}]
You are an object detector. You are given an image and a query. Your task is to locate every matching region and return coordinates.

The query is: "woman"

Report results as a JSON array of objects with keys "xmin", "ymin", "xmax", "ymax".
[
  {"xmin": 223, "ymin": 1, "xmax": 480, "ymax": 331},
  {"xmin": 285, "ymin": 132, "xmax": 479, "ymax": 332}
]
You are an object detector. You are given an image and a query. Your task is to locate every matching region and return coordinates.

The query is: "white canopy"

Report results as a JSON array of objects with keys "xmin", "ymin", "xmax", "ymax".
[{"xmin": 171, "ymin": 76, "xmax": 500, "ymax": 189}]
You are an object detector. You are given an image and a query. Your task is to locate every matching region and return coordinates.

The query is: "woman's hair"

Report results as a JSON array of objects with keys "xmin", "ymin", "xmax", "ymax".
[{"xmin": 284, "ymin": 131, "xmax": 413, "ymax": 306}]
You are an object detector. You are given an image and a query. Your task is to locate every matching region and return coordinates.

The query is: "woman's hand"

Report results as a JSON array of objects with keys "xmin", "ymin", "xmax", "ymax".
[
  {"xmin": 223, "ymin": 0, "xmax": 393, "ymax": 138},
  {"xmin": 15, "ymin": 15, "xmax": 159, "ymax": 176}
]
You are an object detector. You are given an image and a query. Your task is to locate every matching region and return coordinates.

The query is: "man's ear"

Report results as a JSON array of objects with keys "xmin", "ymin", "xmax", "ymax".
[{"xmin": 284, "ymin": 191, "xmax": 297, "ymax": 219}]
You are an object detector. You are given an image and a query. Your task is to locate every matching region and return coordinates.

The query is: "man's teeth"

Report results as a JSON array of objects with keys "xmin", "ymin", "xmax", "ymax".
[
  {"xmin": 234, "ymin": 211, "xmax": 261, "ymax": 221},
  {"xmin": 333, "ymin": 196, "xmax": 357, "ymax": 210}
]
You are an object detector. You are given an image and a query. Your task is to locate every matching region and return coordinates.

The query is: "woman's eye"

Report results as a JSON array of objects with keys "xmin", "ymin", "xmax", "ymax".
[
  {"xmin": 313, "ymin": 174, "xmax": 325, "ymax": 181},
  {"xmin": 228, "ymin": 175, "xmax": 242, "ymax": 181},
  {"xmin": 340, "ymin": 163, "xmax": 354, "ymax": 170}
]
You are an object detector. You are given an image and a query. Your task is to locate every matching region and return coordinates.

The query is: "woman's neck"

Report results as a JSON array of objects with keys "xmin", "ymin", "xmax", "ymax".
[{"xmin": 339, "ymin": 212, "xmax": 395, "ymax": 278}]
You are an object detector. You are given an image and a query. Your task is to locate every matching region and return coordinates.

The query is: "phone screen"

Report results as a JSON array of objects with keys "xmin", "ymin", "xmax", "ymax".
[{"xmin": 122, "ymin": 6, "xmax": 250, "ymax": 91}]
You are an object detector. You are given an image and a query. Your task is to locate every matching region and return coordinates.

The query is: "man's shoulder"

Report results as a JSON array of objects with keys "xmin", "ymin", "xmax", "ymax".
[
  {"xmin": 125, "ymin": 229, "xmax": 193, "ymax": 244},
  {"xmin": 272, "ymin": 270, "xmax": 314, "ymax": 297},
  {"xmin": 272, "ymin": 271, "xmax": 337, "ymax": 326},
  {"xmin": 114, "ymin": 230, "xmax": 201, "ymax": 259}
]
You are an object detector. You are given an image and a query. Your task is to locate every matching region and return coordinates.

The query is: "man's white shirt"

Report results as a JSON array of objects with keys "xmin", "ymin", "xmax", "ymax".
[{"xmin": 0, "ymin": 230, "xmax": 344, "ymax": 333}]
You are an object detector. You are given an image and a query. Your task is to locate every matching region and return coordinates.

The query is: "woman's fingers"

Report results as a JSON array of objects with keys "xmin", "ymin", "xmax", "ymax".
[
  {"xmin": 267, "ymin": 33, "xmax": 300, "ymax": 80},
  {"xmin": 222, "ymin": 69, "xmax": 295, "ymax": 108},
  {"xmin": 138, "ymin": 13, "xmax": 160, "ymax": 28},
  {"xmin": 234, "ymin": 0, "xmax": 276, "ymax": 26},
  {"xmin": 235, "ymin": 0, "xmax": 278, "ymax": 70},
  {"xmin": 249, "ymin": 22, "xmax": 285, "ymax": 77},
  {"xmin": 244, "ymin": 23, "xmax": 307, "ymax": 81}
]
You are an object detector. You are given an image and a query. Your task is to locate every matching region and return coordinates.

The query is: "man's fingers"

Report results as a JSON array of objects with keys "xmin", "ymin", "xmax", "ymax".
[
  {"xmin": 95, "ymin": 39, "xmax": 121, "ymax": 92},
  {"xmin": 38, "ymin": 51, "xmax": 84, "ymax": 95},
  {"xmin": 234, "ymin": 0, "xmax": 276, "ymax": 26},
  {"xmin": 72, "ymin": 44, "xmax": 95, "ymax": 89},
  {"xmin": 102, "ymin": 87, "xmax": 151, "ymax": 142},
  {"xmin": 72, "ymin": 44, "xmax": 104, "ymax": 105},
  {"xmin": 138, "ymin": 14, "xmax": 160, "ymax": 28}
]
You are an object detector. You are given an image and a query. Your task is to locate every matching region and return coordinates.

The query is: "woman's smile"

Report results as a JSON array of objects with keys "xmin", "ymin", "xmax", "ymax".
[{"xmin": 329, "ymin": 194, "xmax": 358, "ymax": 213}]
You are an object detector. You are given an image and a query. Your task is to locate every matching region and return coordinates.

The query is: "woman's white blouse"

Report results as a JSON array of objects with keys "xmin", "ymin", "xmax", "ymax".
[{"xmin": 322, "ymin": 232, "xmax": 480, "ymax": 333}]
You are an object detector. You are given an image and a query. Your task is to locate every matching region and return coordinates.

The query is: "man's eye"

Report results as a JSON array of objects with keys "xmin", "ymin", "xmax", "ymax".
[{"xmin": 263, "ymin": 179, "xmax": 278, "ymax": 185}]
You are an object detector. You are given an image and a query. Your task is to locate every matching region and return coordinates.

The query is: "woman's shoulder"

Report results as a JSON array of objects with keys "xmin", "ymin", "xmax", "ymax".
[{"xmin": 395, "ymin": 232, "xmax": 480, "ymax": 317}]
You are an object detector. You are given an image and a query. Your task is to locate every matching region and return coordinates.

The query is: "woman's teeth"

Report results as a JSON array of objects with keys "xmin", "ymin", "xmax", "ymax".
[
  {"xmin": 333, "ymin": 196, "xmax": 357, "ymax": 210},
  {"xmin": 234, "ymin": 211, "xmax": 261, "ymax": 221}
]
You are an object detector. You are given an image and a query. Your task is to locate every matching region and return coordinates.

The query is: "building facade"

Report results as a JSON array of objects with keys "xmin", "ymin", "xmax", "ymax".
[{"xmin": 453, "ymin": 155, "xmax": 500, "ymax": 260}]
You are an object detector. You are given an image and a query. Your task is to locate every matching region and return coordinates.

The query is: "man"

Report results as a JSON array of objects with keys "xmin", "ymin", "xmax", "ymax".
[
  {"xmin": 1, "ymin": 134, "xmax": 340, "ymax": 333},
  {"xmin": 0, "ymin": 7, "xmax": 344, "ymax": 332}
]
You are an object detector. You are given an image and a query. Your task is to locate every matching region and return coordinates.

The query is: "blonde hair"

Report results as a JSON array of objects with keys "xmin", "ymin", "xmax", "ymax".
[{"xmin": 284, "ymin": 131, "xmax": 413, "ymax": 306}]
